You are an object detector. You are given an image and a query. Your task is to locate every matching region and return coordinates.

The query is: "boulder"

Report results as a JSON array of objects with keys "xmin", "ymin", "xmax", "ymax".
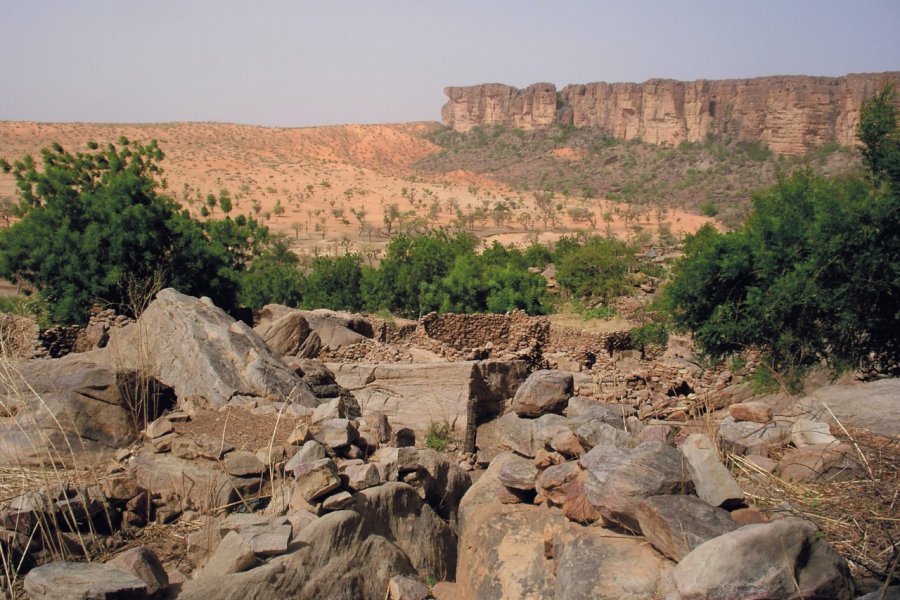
[
  {"xmin": 298, "ymin": 309, "xmax": 374, "ymax": 350},
  {"xmin": 0, "ymin": 355, "xmax": 167, "ymax": 466},
  {"xmin": 553, "ymin": 527, "xmax": 674, "ymax": 599},
  {"xmin": 24, "ymin": 561, "xmax": 148, "ymax": 599},
  {"xmin": 561, "ymin": 471, "xmax": 601, "ymax": 524},
  {"xmin": 571, "ymin": 419, "xmax": 635, "ymax": 451},
  {"xmin": 532, "ymin": 414, "xmax": 582, "ymax": 456},
  {"xmin": 581, "ymin": 442, "xmax": 692, "ymax": 532},
  {"xmin": 797, "ymin": 378, "xmax": 900, "ymax": 438},
  {"xmin": 778, "ymin": 442, "xmax": 860, "ymax": 482},
  {"xmin": 99, "ymin": 289, "xmax": 316, "ymax": 408},
  {"xmin": 680, "ymin": 433, "xmax": 744, "ymax": 508},
  {"xmin": 717, "ymin": 417, "xmax": 791, "ymax": 455},
  {"xmin": 253, "ymin": 311, "xmax": 312, "ymax": 357},
  {"xmin": 387, "ymin": 575, "xmax": 432, "ymax": 600},
  {"xmin": 456, "ymin": 502, "xmax": 556, "ymax": 600},
  {"xmin": 131, "ymin": 452, "xmax": 243, "ymax": 512},
  {"xmin": 314, "ymin": 418, "xmax": 357, "ymax": 449},
  {"xmin": 511, "ymin": 370, "xmax": 573, "ymax": 417},
  {"xmin": 199, "ymin": 530, "xmax": 258, "ymax": 577},
  {"xmin": 330, "ymin": 360, "xmax": 528, "ymax": 443},
  {"xmin": 496, "ymin": 454, "xmax": 539, "ymax": 491},
  {"xmin": 224, "ymin": 451, "xmax": 266, "ymax": 477},
  {"xmin": 671, "ymin": 518, "xmax": 854, "ymax": 600},
  {"xmin": 635, "ymin": 495, "xmax": 737, "ymax": 561},
  {"xmin": 292, "ymin": 458, "xmax": 341, "ymax": 502},
  {"xmin": 287, "ymin": 440, "xmax": 327, "ymax": 473},
  {"xmin": 496, "ymin": 412, "xmax": 535, "ymax": 457},
  {"xmin": 345, "ymin": 463, "xmax": 382, "ymax": 491},
  {"xmin": 412, "ymin": 448, "xmax": 473, "ymax": 525},
  {"xmin": 535, "ymin": 461, "xmax": 581, "ymax": 505},
  {"xmin": 107, "ymin": 546, "xmax": 169, "ymax": 599}
]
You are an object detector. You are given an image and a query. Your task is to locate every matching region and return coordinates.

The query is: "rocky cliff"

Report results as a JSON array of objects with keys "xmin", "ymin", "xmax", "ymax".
[{"xmin": 442, "ymin": 72, "xmax": 900, "ymax": 154}]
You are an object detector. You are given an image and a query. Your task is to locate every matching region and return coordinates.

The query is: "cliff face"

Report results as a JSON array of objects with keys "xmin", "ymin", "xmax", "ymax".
[{"xmin": 442, "ymin": 73, "xmax": 900, "ymax": 155}]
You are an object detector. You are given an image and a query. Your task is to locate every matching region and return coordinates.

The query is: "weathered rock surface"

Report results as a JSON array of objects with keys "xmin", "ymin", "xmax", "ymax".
[
  {"xmin": 511, "ymin": 369, "xmax": 573, "ymax": 417},
  {"xmin": 0, "ymin": 354, "xmax": 163, "ymax": 466},
  {"xmin": 131, "ymin": 452, "xmax": 244, "ymax": 512},
  {"xmin": 330, "ymin": 360, "xmax": 528, "ymax": 439},
  {"xmin": 798, "ymin": 378, "xmax": 900, "ymax": 438},
  {"xmin": 635, "ymin": 494, "xmax": 737, "ymax": 561},
  {"xmin": 778, "ymin": 442, "xmax": 860, "ymax": 483},
  {"xmin": 791, "ymin": 417, "xmax": 837, "ymax": 447},
  {"xmin": 24, "ymin": 561, "xmax": 148, "ymax": 599},
  {"xmin": 253, "ymin": 310, "xmax": 313, "ymax": 357},
  {"xmin": 581, "ymin": 442, "xmax": 692, "ymax": 532},
  {"xmin": 680, "ymin": 433, "xmax": 744, "ymax": 508},
  {"xmin": 99, "ymin": 289, "xmax": 315, "ymax": 408},
  {"xmin": 671, "ymin": 518, "xmax": 854, "ymax": 600},
  {"xmin": 717, "ymin": 417, "xmax": 791, "ymax": 454},
  {"xmin": 553, "ymin": 527, "xmax": 673, "ymax": 599},
  {"xmin": 728, "ymin": 401, "xmax": 773, "ymax": 423},
  {"xmin": 496, "ymin": 412, "xmax": 535, "ymax": 457},
  {"xmin": 497, "ymin": 454, "xmax": 539, "ymax": 490},
  {"xmin": 442, "ymin": 73, "xmax": 900, "ymax": 155},
  {"xmin": 180, "ymin": 483, "xmax": 455, "ymax": 600},
  {"xmin": 107, "ymin": 546, "xmax": 169, "ymax": 598}
]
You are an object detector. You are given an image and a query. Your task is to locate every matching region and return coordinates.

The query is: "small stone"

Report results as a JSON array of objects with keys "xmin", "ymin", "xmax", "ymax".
[
  {"xmin": 240, "ymin": 524, "xmax": 291, "ymax": 557},
  {"xmin": 171, "ymin": 438, "xmax": 200, "ymax": 460},
  {"xmin": 150, "ymin": 433, "xmax": 177, "ymax": 453},
  {"xmin": 345, "ymin": 463, "xmax": 381, "ymax": 491},
  {"xmin": 146, "ymin": 417, "xmax": 173, "ymax": 440},
  {"xmin": 314, "ymin": 418, "xmax": 357, "ymax": 449},
  {"xmin": 223, "ymin": 451, "xmax": 266, "ymax": 477},
  {"xmin": 731, "ymin": 506, "xmax": 770, "ymax": 526},
  {"xmin": 497, "ymin": 455, "xmax": 539, "ymax": 491},
  {"xmin": 287, "ymin": 440, "xmax": 327, "ymax": 473},
  {"xmin": 387, "ymin": 574, "xmax": 431, "ymax": 600},
  {"xmin": 791, "ymin": 418, "xmax": 837, "ymax": 448},
  {"xmin": 200, "ymin": 531, "xmax": 257, "ymax": 577},
  {"xmin": 287, "ymin": 422, "xmax": 311, "ymax": 446},
  {"xmin": 364, "ymin": 412, "xmax": 392, "ymax": 443},
  {"xmin": 292, "ymin": 458, "xmax": 341, "ymax": 502},
  {"xmin": 195, "ymin": 435, "xmax": 234, "ymax": 460},
  {"xmin": 533, "ymin": 449, "xmax": 565, "ymax": 469},
  {"xmin": 107, "ymin": 546, "xmax": 169, "ymax": 598},
  {"xmin": 312, "ymin": 397, "xmax": 346, "ymax": 424},
  {"xmin": 729, "ymin": 401, "xmax": 773, "ymax": 423},
  {"xmin": 322, "ymin": 491, "xmax": 355, "ymax": 511}
]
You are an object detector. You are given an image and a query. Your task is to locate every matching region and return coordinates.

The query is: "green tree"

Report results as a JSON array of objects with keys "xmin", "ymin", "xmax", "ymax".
[
  {"xmin": 301, "ymin": 254, "xmax": 364, "ymax": 312},
  {"xmin": 858, "ymin": 83, "xmax": 900, "ymax": 187},
  {"xmin": 555, "ymin": 236, "xmax": 636, "ymax": 302},
  {"xmin": 0, "ymin": 139, "xmax": 236, "ymax": 323}
]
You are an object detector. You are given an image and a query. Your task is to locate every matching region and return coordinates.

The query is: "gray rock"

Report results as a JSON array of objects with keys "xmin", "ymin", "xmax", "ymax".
[
  {"xmin": 778, "ymin": 442, "xmax": 861, "ymax": 483},
  {"xmin": 680, "ymin": 433, "xmax": 744, "ymax": 508},
  {"xmin": 199, "ymin": 530, "xmax": 258, "ymax": 577},
  {"xmin": 572, "ymin": 419, "xmax": 636, "ymax": 451},
  {"xmin": 635, "ymin": 495, "xmax": 737, "ymax": 561},
  {"xmin": 253, "ymin": 310, "xmax": 312, "ymax": 357},
  {"xmin": 314, "ymin": 418, "xmax": 357, "ymax": 449},
  {"xmin": 287, "ymin": 440, "xmax": 327, "ymax": 473},
  {"xmin": 496, "ymin": 412, "xmax": 535, "ymax": 457},
  {"xmin": 532, "ymin": 414, "xmax": 582, "ymax": 456},
  {"xmin": 322, "ymin": 491, "xmax": 355, "ymax": 511},
  {"xmin": 581, "ymin": 442, "xmax": 693, "ymax": 532},
  {"xmin": 100, "ymin": 289, "xmax": 316, "ymax": 408},
  {"xmin": 387, "ymin": 575, "xmax": 432, "ymax": 600},
  {"xmin": 535, "ymin": 461, "xmax": 581, "ymax": 505},
  {"xmin": 312, "ymin": 397, "xmax": 347, "ymax": 424},
  {"xmin": 224, "ymin": 451, "xmax": 266, "ymax": 477},
  {"xmin": 107, "ymin": 546, "xmax": 169, "ymax": 599},
  {"xmin": 553, "ymin": 527, "xmax": 673, "ymax": 600},
  {"xmin": 239, "ymin": 523, "xmax": 292, "ymax": 557},
  {"xmin": 496, "ymin": 454, "xmax": 539, "ymax": 490},
  {"xmin": 717, "ymin": 416, "xmax": 791, "ymax": 455},
  {"xmin": 24, "ymin": 561, "xmax": 148, "ymax": 600},
  {"xmin": 345, "ymin": 463, "xmax": 381, "ymax": 491},
  {"xmin": 292, "ymin": 458, "xmax": 341, "ymax": 501},
  {"xmin": 511, "ymin": 369, "xmax": 574, "ymax": 417},
  {"xmin": 791, "ymin": 418, "xmax": 837, "ymax": 447},
  {"xmin": 671, "ymin": 518, "xmax": 853, "ymax": 600}
]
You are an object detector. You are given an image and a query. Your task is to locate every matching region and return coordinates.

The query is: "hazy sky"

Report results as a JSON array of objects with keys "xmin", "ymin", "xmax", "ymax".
[{"xmin": 1, "ymin": 1, "xmax": 898, "ymax": 127}]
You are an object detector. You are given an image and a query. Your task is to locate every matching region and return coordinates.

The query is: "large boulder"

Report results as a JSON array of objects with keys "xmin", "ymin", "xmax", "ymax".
[
  {"xmin": 456, "ymin": 502, "xmax": 557, "ymax": 600},
  {"xmin": 580, "ymin": 442, "xmax": 692, "ymax": 532},
  {"xmin": 253, "ymin": 311, "xmax": 314, "ymax": 357},
  {"xmin": 330, "ymin": 360, "xmax": 528, "ymax": 441},
  {"xmin": 180, "ymin": 483, "xmax": 456, "ymax": 600},
  {"xmin": 0, "ymin": 354, "xmax": 173, "ymax": 466},
  {"xmin": 98, "ymin": 289, "xmax": 315, "ymax": 408},
  {"xmin": 511, "ymin": 370, "xmax": 573, "ymax": 417},
  {"xmin": 671, "ymin": 518, "xmax": 854, "ymax": 600},
  {"xmin": 797, "ymin": 378, "xmax": 900, "ymax": 438},
  {"xmin": 299, "ymin": 308, "xmax": 374, "ymax": 351},
  {"xmin": 635, "ymin": 494, "xmax": 737, "ymax": 561},
  {"xmin": 679, "ymin": 433, "xmax": 744, "ymax": 508},
  {"xmin": 553, "ymin": 527, "xmax": 674, "ymax": 599}
]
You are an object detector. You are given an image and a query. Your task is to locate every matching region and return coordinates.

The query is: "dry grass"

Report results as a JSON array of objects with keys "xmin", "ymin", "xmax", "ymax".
[{"xmin": 729, "ymin": 426, "xmax": 899, "ymax": 583}]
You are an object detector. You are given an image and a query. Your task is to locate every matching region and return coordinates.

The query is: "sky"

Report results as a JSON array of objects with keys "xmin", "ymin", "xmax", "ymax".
[{"xmin": 1, "ymin": 1, "xmax": 898, "ymax": 127}]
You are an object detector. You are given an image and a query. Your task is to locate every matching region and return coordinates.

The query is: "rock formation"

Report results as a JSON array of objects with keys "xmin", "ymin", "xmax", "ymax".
[{"xmin": 442, "ymin": 72, "xmax": 900, "ymax": 154}]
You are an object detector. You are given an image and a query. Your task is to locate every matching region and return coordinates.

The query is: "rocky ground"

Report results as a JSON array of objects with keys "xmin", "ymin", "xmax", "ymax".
[{"xmin": 0, "ymin": 289, "xmax": 897, "ymax": 599}]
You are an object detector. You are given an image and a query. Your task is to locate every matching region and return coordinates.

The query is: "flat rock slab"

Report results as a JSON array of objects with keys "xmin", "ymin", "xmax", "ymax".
[
  {"xmin": 497, "ymin": 454, "xmax": 539, "ymax": 490},
  {"xmin": 717, "ymin": 417, "xmax": 791, "ymax": 454},
  {"xmin": 24, "ymin": 561, "xmax": 148, "ymax": 600},
  {"xmin": 636, "ymin": 494, "xmax": 737, "ymax": 561},
  {"xmin": 778, "ymin": 442, "xmax": 861, "ymax": 483},
  {"xmin": 799, "ymin": 378, "xmax": 900, "ymax": 438},
  {"xmin": 107, "ymin": 546, "xmax": 169, "ymax": 598}
]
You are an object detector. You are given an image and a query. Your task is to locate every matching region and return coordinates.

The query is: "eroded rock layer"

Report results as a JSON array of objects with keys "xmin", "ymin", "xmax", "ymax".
[{"xmin": 442, "ymin": 72, "xmax": 900, "ymax": 154}]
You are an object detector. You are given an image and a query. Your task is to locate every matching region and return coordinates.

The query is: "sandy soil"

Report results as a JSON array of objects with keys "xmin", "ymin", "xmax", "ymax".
[{"xmin": 0, "ymin": 121, "xmax": 715, "ymax": 257}]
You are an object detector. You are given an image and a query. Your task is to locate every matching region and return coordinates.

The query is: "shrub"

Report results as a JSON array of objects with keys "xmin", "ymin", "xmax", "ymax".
[
  {"xmin": 555, "ymin": 236, "xmax": 636, "ymax": 302},
  {"xmin": 424, "ymin": 421, "xmax": 453, "ymax": 451}
]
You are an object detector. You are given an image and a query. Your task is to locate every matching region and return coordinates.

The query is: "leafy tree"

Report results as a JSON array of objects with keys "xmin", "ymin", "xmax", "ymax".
[
  {"xmin": 237, "ymin": 255, "xmax": 303, "ymax": 310},
  {"xmin": 556, "ymin": 236, "xmax": 636, "ymax": 302},
  {"xmin": 0, "ymin": 139, "xmax": 236, "ymax": 323},
  {"xmin": 858, "ymin": 83, "xmax": 900, "ymax": 188},
  {"xmin": 301, "ymin": 254, "xmax": 364, "ymax": 312}
]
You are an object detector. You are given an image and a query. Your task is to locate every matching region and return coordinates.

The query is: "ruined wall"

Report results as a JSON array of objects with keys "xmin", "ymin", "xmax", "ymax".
[{"xmin": 442, "ymin": 72, "xmax": 900, "ymax": 154}]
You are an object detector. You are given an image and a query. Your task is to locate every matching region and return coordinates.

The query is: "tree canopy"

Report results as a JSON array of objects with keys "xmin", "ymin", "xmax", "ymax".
[
  {"xmin": 0, "ymin": 139, "xmax": 244, "ymax": 323},
  {"xmin": 665, "ymin": 84, "xmax": 900, "ymax": 373}
]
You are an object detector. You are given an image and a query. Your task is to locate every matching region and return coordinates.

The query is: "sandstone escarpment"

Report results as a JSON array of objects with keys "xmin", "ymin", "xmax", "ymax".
[{"xmin": 442, "ymin": 72, "xmax": 900, "ymax": 154}]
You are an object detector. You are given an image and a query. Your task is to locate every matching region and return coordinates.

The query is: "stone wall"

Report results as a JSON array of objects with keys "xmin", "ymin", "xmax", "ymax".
[
  {"xmin": 417, "ymin": 310, "xmax": 549, "ymax": 353},
  {"xmin": 442, "ymin": 72, "xmax": 900, "ymax": 154}
]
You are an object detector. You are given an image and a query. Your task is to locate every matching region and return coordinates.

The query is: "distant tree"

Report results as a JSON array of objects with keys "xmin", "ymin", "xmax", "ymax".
[
  {"xmin": 218, "ymin": 189, "xmax": 233, "ymax": 215},
  {"xmin": 302, "ymin": 254, "xmax": 365, "ymax": 312}
]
